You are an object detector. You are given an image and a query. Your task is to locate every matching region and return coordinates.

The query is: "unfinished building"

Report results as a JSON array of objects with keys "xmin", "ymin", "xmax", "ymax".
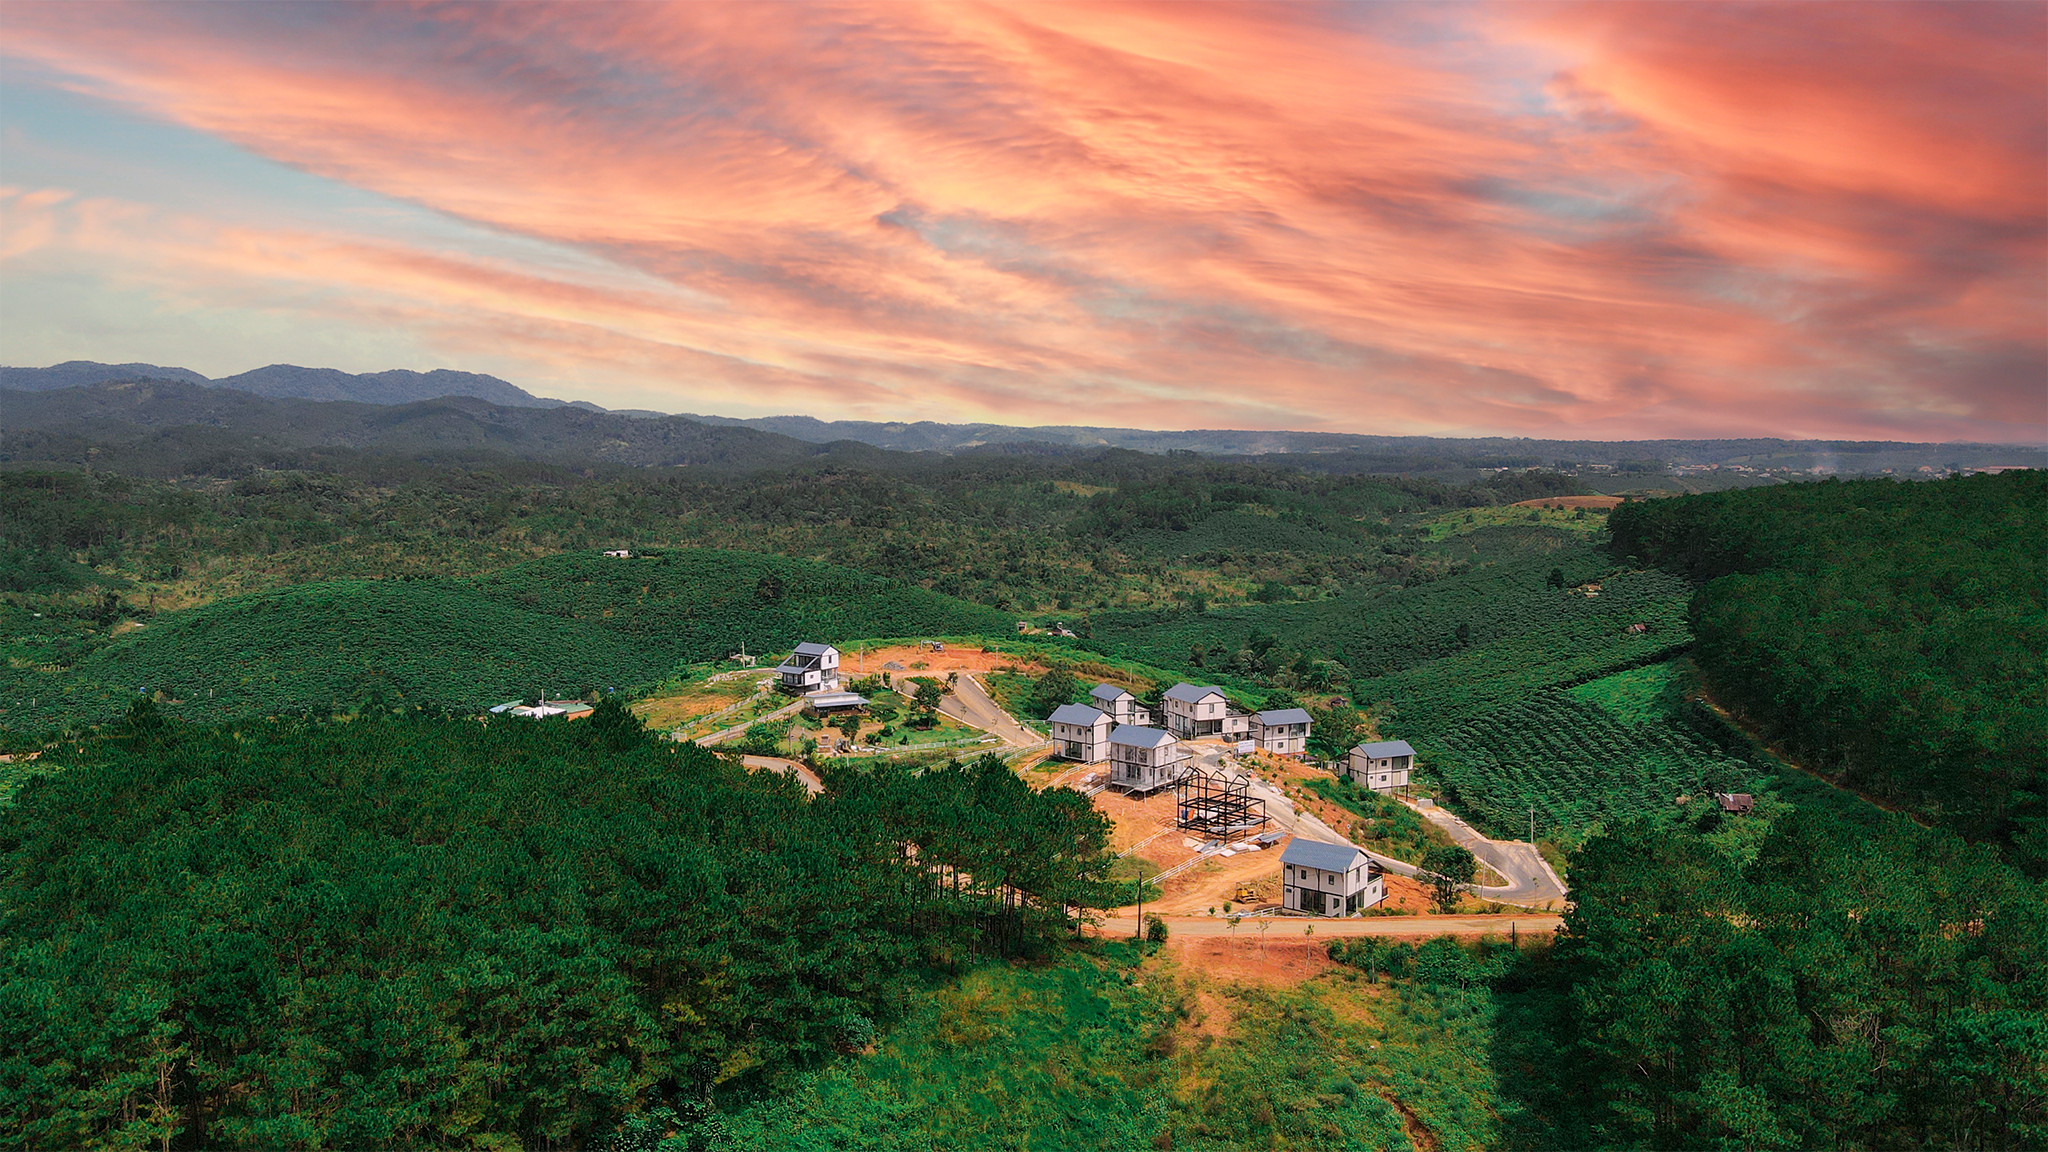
[{"xmin": 1174, "ymin": 767, "xmax": 1271, "ymax": 843}]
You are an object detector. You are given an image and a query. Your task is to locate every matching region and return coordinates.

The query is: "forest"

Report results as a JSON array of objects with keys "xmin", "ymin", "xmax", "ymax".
[
  {"xmin": 1612, "ymin": 471, "xmax": 2047, "ymax": 874},
  {"xmin": 0, "ymin": 703, "xmax": 1113, "ymax": 1147}
]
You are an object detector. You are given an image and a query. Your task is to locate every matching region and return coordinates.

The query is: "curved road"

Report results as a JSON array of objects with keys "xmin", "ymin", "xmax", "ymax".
[
  {"xmin": 1183, "ymin": 746, "xmax": 1567, "ymax": 909},
  {"xmin": 935, "ymin": 673, "xmax": 1046, "ymax": 748}
]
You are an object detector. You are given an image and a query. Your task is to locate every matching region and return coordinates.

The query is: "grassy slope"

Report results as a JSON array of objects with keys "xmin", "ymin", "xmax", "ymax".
[
  {"xmin": 720, "ymin": 942, "xmax": 1498, "ymax": 1152},
  {"xmin": 11, "ymin": 550, "xmax": 1012, "ymax": 724}
]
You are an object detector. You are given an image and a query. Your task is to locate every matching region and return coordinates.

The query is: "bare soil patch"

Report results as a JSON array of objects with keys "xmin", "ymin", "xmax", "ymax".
[
  {"xmin": 850, "ymin": 643, "xmax": 1045, "ymax": 679},
  {"xmin": 1160, "ymin": 930, "xmax": 1337, "ymax": 986}
]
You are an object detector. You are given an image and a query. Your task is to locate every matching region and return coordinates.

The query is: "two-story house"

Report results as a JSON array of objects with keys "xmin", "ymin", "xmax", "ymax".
[
  {"xmin": 1346, "ymin": 739, "xmax": 1415, "ymax": 793},
  {"xmin": 1161, "ymin": 683, "xmax": 1248, "ymax": 740},
  {"xmin": 1107, "ymin": 725, "xmax": 1189, "ymax": 795},
  {"xmin": 1088, "ymin": 683, "xmax": 1153, "ymax": 726},
  {"xmin": 1279, "ymin": 838, "xmax": 1384, "ymax": 915},
  {"xmin": 774, "ymin": 642, "xmax": 841, "ymax": 695},
  {"xmin": 1048, "ymin": 703, "xmax": 1114, "ymax": 762},
  {"xmin": 1249, "ymin": 707, "xmax": 1312, "ymax": 755}
]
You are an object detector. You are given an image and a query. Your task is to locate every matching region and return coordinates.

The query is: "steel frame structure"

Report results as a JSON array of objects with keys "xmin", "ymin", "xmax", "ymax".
[{"xmin": 1174, "ymin": 768, "xmax": 1270, "ymax": 843}]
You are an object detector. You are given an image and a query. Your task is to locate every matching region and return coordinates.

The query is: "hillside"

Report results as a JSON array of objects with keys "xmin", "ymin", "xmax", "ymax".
[
  {"xmin": 0, "ymin": 380, "xmax": 878, "ymax": 474},
  {"xmin": 12, "ymin": 549, "xmax": 1013, "ymax": 724},
  {"xmin": 1613, "ymin": 470, "xmax": 2048, "ymax": 873},
  {"xmin": 1, "ymin": 360, "xmax": 550, "ymax": 407}
]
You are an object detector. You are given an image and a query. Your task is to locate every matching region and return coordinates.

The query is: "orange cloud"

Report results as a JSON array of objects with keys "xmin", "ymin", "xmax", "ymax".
[{"xmin": 1, "ymin": 1, "xmax": 2040, "ymax": 439}]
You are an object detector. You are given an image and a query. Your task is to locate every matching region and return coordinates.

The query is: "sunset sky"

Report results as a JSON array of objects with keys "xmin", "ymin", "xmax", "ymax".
[{"xmin": 2, "ymin": 2, "xmax": 2042, "ymax": 440}]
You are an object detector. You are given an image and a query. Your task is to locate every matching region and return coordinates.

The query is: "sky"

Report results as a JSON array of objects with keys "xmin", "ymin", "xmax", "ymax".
[{"xmin": 1, "ymin": 2, "xmax": 2043, "ymax": 441}]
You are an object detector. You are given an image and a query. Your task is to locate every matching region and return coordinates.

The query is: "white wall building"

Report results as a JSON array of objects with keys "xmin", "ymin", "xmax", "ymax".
[
  {"xmin": 1249, "ymin": 707, "xmax": 1312, "ymax": 755},
  {"xmin": 775, "ymin": 642, "xmax": 841, "ymax": 695},
  {"xmin": 1280, "ymin": 839, "xmax": 1384, "ymax": 915},
  {"xmin": 1347, "ymin": 740, "xmax": 1415, "ymax": 793},
  {"xmin": 1162, "ymin": 683, "xmax": 1248, "ymax": 740},
  {"xmin": 1088, "ymin": 683, "xmax": 1153, "ymax": 727},
  {"xmin": 1049, "ymin": 703, "xmax": 1114, "ymax": 762},
  {"xmin": 1107, "ymin": 725, "xmax": 1189, "ymax": 795}
]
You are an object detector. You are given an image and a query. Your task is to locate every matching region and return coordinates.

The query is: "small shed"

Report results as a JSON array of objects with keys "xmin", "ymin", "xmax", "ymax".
[
  {"xmin": 804, "ymin": 690, "xmax": 871, "ymax": 717},
  {"xmin": 1715, "ymin": 792, "xmax": 1755, "ymax": 814}
]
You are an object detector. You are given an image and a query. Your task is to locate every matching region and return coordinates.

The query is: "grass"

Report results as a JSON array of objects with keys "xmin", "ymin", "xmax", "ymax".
[
  {"xmin": 715, "ymin": 939, "xmax": 1506, "ymax": 1150},
  {"xmin": 1566, "ymin": 658, "xmax": 1690, "ymax": 726},
  {"xmin": 1304, "ymin": 777, "xmax": 1460, "ymax": 864},
  {"xmin": 1413, "ymin": 504, "xmax": 1607, "ymax": 543}
]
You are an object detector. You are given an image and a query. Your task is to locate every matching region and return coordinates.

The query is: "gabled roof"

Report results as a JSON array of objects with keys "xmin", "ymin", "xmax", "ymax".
[
  {"xmin": 1049, "ymin": 703, "xmax": 1109, "ymax": 726},
  {"xmin": 1108, "ymin": 724, "xmax": 1176, "ymax": 748},
  {"xmin": 1353, "ymin": 739, "xmax": 1416, "ymax": 759},
  {"xmin": 1090, "ymin": 683, "xmax": 1132, "ymax": 702},
  {"xmin": 1281, "ymin": 838, "xmax": 1368, "ymax": 871},
  {"xmin": 1163, "ymin": 682, "xmax": 1226, "ymax": 704},
  {"xmin": 1256, "ymin": 708, "xmax": 1313, "ymax": 725},
  {"xmin": 792, "ymin": 641, "xmax": 837, "ymax": 656}
]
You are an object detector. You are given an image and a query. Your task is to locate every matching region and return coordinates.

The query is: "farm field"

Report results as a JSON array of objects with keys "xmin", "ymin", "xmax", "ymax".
[{"xmin": 0, "ymin": 549, "xmax": 1013, "ymax": 726}]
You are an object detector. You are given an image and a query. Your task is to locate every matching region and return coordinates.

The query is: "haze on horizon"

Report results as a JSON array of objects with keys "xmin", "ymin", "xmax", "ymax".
[{"xmin": 1, "ymin": 1, "xmax": 2042, "ymax": 443}]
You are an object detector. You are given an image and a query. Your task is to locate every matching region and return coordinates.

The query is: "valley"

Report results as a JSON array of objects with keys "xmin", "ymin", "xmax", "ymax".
[{"xmin": 0, "ymin": 403, "xmax": 2040, "ymax": 1150}]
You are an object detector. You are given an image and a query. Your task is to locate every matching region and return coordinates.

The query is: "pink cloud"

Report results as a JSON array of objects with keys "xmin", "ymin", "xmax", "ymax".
[{"xmin": 2, "ymin": 1, "xmax": 2040, "ymax": 440}]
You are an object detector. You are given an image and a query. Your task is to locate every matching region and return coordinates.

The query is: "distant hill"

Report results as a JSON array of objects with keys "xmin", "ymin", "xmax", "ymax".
[
  {"xmin": 679, "ymin": 414, "xmax": 2045, "ymax": 472},
  {"xmin": 0, "ymin": 361, "xmax": 210, "ymax": 389},
  {"xmin": 0, "ymin": 379, "xmax": 894, "ymax": 474},
  {"xmin": 22, "ymin": 549, "xmax": 1013, "ymax": 723},
  {"xmin": 1, "ymin": 360, "xmax": 555, "ymax": 407}
]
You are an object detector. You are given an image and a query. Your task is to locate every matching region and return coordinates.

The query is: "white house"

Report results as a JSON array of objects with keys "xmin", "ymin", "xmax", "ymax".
[
  {"xmin": 1162, "ymin": 683, "xmax": 1248, "ymax": 740},
  {"xmin": 1088, "ymin": 683, "xmax": 1153, "ymax": 726},
  {"xmin": 1107, "ymin": 725, "xmax": 1189, "ymax": 795},
  {"xmin": 1347, "ymin": 740, "xmax": 1415, "ymax": 793},
  {"xmin": 1249, "ymin": 707, "xmax": 1312, "ymax": 755},
  {"xmin": 1048, "ymin": 703, "xmax": 1114, "ymax": 762},
  {"xmin": 1280, "ymin": 838, "xmax": 1384, "ymax": 915},
  {"xmin": 775, "ymin": 642, "xmax": 841, "ymax": 695}
]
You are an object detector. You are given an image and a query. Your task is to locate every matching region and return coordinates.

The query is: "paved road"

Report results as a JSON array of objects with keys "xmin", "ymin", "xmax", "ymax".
[
  {"xmin": 1402, "ymin": 799, "xmax": 1568, "ymax": 907},
  {"xmin": 1093, "ymin": 913, "xmax": 1561, "ymax": 938},
  {"xmin": 936, "ymin": 674, "xmax": 1045, "ymax": 748},
  {"xmin": 1192, "ymin": 748, "xmax": 1566, "ymax": 909}
]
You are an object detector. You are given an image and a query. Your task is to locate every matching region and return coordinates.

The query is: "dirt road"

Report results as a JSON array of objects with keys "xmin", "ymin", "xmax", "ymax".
[
  {"xmin": 740, "ymin": 754, "xmax": 824, "ymax": 795},
  {"xmin": 1093, "ymin": 913, "xmax": 1560, "ymax": 938}
]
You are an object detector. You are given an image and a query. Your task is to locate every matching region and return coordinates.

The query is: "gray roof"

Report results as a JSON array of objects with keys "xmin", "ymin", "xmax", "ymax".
[
  {"xmin": 1256, "ymin": 708, "xmax": 1313, "ymax": 725},
  {"xmin": 806, "ymin": 691, "xmax": 869, "ymax": 707},
  {"xmin": 1108, "ymin": 724, "xmax": 1176, "ymax": 748},
  {"xmin": 1090, "ymin": 683, "xmax": 1131, "ymax": 702},
  {"xmin": 1281, "ymin": 838, "xmax": 1368, "ymax": 871},
  {"xmin": 1353, "ymin": 740, "xmax": 1416, "ymax": 759},
  {"xmin": 773, "ymin": 662, "xmax": 810, "ymax": 676},
  {"xmin": 1049, "ymin": 703, "xmax": 1108, "ymax": 726},
  {"xmin": 792, "ymin": 642, "xmax": 837, "ymax": 656},
  {"xmin": 1163, "ymin": 682, "xmax": 1225, "ymax": 704}
]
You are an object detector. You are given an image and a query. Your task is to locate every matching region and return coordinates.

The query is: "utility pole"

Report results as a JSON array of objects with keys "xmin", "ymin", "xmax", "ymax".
[{"xmin": 1529, "ymin": 803, "xmax": 1536, "ymax": 847}]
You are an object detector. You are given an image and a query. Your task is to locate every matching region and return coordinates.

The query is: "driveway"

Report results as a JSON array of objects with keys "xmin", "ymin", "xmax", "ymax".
[{"xmin": 936, "ymin": 673, "xmax": 1044, "ymax": 748}]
